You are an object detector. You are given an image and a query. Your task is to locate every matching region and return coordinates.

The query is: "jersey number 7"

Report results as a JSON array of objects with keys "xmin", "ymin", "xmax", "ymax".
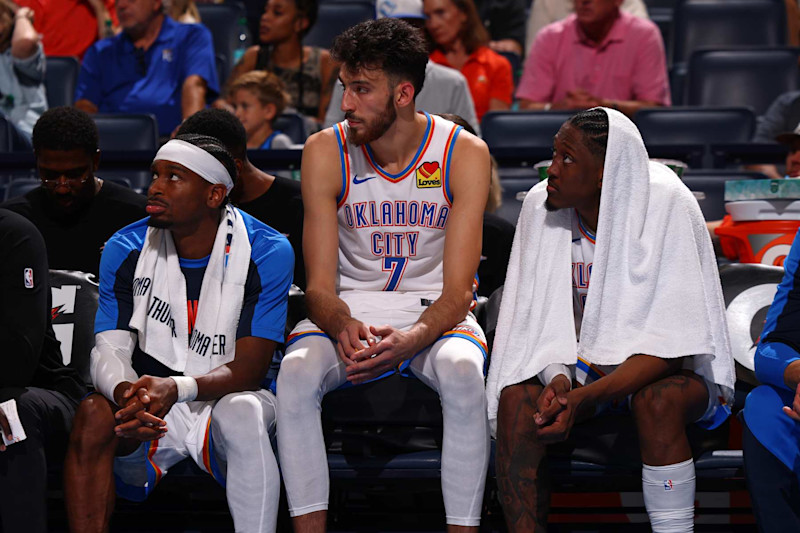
[{"xmin": 382, "ymin": 257, "xmax": 408, "ymax": 291}]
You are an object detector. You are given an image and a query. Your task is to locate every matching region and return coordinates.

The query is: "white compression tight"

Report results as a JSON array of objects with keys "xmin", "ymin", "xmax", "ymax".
[
  {"xmin": 211, "ymin": 391, "xmax": 281, "ymax": 533},
  {"xmin": 277, "ymin": 334, "xmax": 490, "ymax": 526}
]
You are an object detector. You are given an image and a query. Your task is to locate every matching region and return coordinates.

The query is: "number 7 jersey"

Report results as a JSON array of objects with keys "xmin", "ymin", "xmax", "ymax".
[{"xmin": 334, "ymin": 112, "xmax": 462, "ymax": 296}]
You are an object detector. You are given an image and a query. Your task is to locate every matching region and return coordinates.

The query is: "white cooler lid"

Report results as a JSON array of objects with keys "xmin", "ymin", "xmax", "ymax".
[{"xmin": 726, "ymin": 199, "xmax": 800, "ymax": 221}]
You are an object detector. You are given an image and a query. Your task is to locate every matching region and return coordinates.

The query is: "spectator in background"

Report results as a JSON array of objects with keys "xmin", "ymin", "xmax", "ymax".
[
  {"xmin": 225, "ymin": 0, "xmax": 337, "ymax": 125},
  {"xmin": 177, "ymin": 108, "xmax": 305, "ymax": 289},
  {"xmin": 230, "ymin": 70, "xmax": 294, "ymax": 149},
  {"xmin": 17, "ymin": 0, "xmax": 116, "ymax": 59},
  {"xmin": 164, "ymin": 0, "xmax": 199, "ymax": 23},
  {"xmin": 473, "ymin": 0, "xmax": 526, "ymax": 56},
  {"xmin": 424, "ymin": 0, "xmax": 513, "ymax": 122},
  {"xmin": 0, "ymin": 2, "xmax": 46, "ymax": 150},
  {"xmin": 74, "ymin": 0, "xmax": 218, "ymax": 138},
  {"xmin": 325, "ymin": 0, "xmax": 481, "ymax": 135},
  {"xmin": 750, "ymin": 90, "xmax": 800, "ymax": 180},
  {"xmin": 0, "ymin": 209, "xmax": 86, "ymax": 533},
  {"xmin": 525, "ymin": 0, "xmax": 648, "ymax": 54},
  {"xmin": 2, "ymin": 107, "xmax": 146, "ymax": 276},
  {"xmin": 517, "ymin": 0, "xmax": 669, "ymax": 118}
]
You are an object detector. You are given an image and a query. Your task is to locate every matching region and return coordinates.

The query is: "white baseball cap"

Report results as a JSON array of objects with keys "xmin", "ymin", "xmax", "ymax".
[{"xmin": 376, "ymin": 0, "xmax": 424, "ymax": 20}]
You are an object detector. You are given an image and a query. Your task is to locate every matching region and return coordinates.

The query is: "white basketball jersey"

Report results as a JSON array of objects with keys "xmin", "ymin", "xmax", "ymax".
[
  {"xmin": 333, "ymin": 112, "xmax": 463, "ymax": 295},
  {"xmin": 571, "ymin": 209, "xmax": 596, "ymax": 338}
]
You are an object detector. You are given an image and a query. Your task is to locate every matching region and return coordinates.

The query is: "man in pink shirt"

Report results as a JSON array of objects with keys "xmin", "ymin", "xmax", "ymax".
[{"xmin": 516, "ymin": 0, "xmax": 669, "ymax": 117}]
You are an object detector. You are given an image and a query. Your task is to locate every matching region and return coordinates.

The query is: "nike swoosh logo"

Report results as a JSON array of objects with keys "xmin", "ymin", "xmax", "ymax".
[{"xmin": 353, "ymin": 175, "xmax": 377, "ymax": 184}]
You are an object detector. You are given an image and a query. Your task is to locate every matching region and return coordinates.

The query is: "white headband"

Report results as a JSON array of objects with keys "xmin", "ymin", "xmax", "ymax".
[{"xmin": 153, "ymin": 139, "xmax": 234, "ymax": 194}]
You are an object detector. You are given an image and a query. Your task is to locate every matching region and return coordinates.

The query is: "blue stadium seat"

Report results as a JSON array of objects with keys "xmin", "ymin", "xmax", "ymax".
[
  {"xmin": 92, "ymin": 114, "xmax": 159, "ymax": 151},
  {"xmin": 686, "ymin": 48, "xmax": 800, "ymax": 116},
  {"xmin": 274, "ymin": 112, "xmax": 307, "ymax": 144},
  {"xmin": 682, "ymin": 169, "xmax": 769, "ymax": 220},
  {"xmin": 635, "ymin": 107, "xmax": 756, "ymax": 146},
  {"xmin": 198, "ymin": 2, "xmax": 250, "ymax": 84},
  {"xmin": 303, "ymin": 1, "xmax": 374, "ymax": 49},
  {"xmin": 481, "ymin": 111, "xmax": 575, "ymax": 152},
  {"xmin": 495, "ymin": 172, "xmax": 538, "ymax": 226},
  {"xmin": 671, "ymin": 0, "xmax": 786, "ymax": 65},
  {"xmin": 45, "ymin": 56, "xmax": 80, "ymax": 108}
]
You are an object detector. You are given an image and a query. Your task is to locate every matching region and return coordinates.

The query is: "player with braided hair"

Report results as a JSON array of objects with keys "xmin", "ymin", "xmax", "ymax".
[{"xmin": 490, "ymin": 107, "xmax": 734, "ymax": 532}]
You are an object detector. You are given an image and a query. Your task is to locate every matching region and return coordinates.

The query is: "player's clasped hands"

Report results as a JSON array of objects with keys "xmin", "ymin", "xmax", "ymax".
[
  {"xmin": 341, "ymin": 324, "xmax": 417, "ymax": 385},
  {"xmin": 533, "ymin": 374, "xmax": 579, "ymax": 443},
  {"xmin": 113, "ymin": 375, "xmax": 179, "ymax": 441}
]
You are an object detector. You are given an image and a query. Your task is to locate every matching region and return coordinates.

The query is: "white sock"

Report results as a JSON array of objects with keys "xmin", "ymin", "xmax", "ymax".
[{"xmin": 642, "ymin": 458, "xmax": 695, "ymax": 533}]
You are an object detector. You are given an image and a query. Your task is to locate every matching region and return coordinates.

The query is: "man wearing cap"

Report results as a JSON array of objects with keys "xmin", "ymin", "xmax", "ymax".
[
  {"xmin": 323, "ymin": 0, "xmax": 481, "ymax": 135},
  {"xmin": 63, "ymin": 134, "xmax": 293, "ymax": 533}
]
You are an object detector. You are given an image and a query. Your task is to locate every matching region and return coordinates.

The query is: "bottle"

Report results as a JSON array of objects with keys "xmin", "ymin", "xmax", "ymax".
[{"xmin": 232, "ymin": 17, "xmax": 249, "ymax": 66}]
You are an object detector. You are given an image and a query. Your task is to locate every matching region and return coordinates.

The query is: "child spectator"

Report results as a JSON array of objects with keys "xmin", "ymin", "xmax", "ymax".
[{"xmin": 229, "ymin": 70, "xmax": 294, "ymax": 149}]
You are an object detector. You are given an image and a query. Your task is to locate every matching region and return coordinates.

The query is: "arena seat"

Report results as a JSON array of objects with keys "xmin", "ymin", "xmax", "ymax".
[
  {"xmin": 303, "ymin": 1, "xmax": 375, "ymax": 49},
  {"xmin": 496, "ymin": 174, "xmax": 538, "ymax": 226},
  {"xmin": 635, "ymin": 107, "xmax": 756, "ymax": 167},
  {"xmin": 635, "ymin": 107, "xmax": 755, "ymax": 145},
  {"xmin": 481, "ymin": 111, "xmax": 575, "ymax": 152},
  {"xmin": 198, "ymin": 2, "xmax": 250, "ymax": 84},
  {"xmin": 45, "ymin": 56, "xmax": 79, "ymax": 108},
  {"xmin": 671, "ymin": 0, "xmax": 786, "ymax": 66},
  {"xmin": 92, "ymin": 114, "xmax": 159, "ymax": 152},
  {"xmin": 686, "ymin": 48, "xmax": 800, "ymax": 116},
  {"xmin": 682, "ymin": 169, "xmax": 769, "ymax": 221},
  {"xmin": 273, "ymin": 112, "xmax": 308, "ymax": 144}
]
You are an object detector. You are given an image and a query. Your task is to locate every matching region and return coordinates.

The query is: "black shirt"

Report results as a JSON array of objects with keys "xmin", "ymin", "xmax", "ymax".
[
  {"xmin": 0, "ymin": 209, "xmax": 85, "ymax": 403},
  {"xmin": 2, "ymin": 180, "xmax": 147, "ymax": 276},
  {"xmin": 237, "ymin": 176, "xmax": 305, "ymax": 290}
]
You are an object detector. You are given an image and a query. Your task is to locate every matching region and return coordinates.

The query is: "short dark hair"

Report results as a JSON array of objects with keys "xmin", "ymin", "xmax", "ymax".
[
  {"xmin": 32, "ymin": 106, "xmax": 99, "ymax": 156},
  {"xmin": 567, "ymin": 108, "xmax": 609, "ymax": 161},
  {"xmin": 332, "ymin": 18, "xmax": 428, "ymax": 100},
  {"xmin": 174, "ymin": 133, "xmax": 238, "ymax": 189},
  {"xmin": 177, "ymin": 109, "xmax": 248, "ymax": 161}
]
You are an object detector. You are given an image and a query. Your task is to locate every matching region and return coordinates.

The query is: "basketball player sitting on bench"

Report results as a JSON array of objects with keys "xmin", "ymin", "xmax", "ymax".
[
  {"xmin": 276, "ymin": 18, "xmax": 492, "ymax": 532},
  {"xmin": 487, "ymin": 107, "xmax": 736, "ymax": 533},
  {"xmin": 63, "ymin": 134, "xmax": 293, "ymax": 533}
]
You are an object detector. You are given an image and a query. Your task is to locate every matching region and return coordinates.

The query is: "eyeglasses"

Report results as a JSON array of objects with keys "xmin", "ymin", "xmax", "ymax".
[{"xmin": 39, "ymin": 167, "xmax": 91, "ymax": 187}]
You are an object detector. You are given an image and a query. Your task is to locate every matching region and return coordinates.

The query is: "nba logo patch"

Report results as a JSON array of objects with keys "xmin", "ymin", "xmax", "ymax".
[
  {"xmin": 23, "ymin": 268, "xmax": 34, "ymax": 289},
  {"xmin": 664, "ymin": 479, "xmax": 673, "ymax": 491},
  {"xmin": 416, "ymin": 161, "xmax": 442, "ymax": 188}
]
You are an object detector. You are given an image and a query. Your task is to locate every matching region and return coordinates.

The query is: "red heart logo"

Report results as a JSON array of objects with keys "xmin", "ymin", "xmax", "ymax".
[{"xmin": 420, "ymin": 161, "xmax": 439, "ymax": 177}]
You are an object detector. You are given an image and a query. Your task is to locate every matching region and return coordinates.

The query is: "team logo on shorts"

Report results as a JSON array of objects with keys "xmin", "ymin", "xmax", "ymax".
[
  {"xmin": 416, "ymin": 161, "xmax": 441, "ymax": 189},
  {"xmin": 23, "ymin": 268, "xmax": 33, "ymax": 288}
]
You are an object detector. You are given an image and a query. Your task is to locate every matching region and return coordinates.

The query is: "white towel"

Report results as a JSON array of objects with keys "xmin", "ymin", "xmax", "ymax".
[
  {"xmin": 130, "ymin": 205, "xmax": 252, "ymax": 376},
  {"xmin": 486, "ymin": 108, "xmax": 735, "ymax": 429}
]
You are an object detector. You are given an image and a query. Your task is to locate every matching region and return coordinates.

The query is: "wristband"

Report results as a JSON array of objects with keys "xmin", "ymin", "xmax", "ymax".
[
  {"xmin": 543, "ymin": 102, "xmax": 552, "ymax": 111},
  {"xmin": 170, "ymin": 376, "xmax": 198, "ymax": 403}
]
